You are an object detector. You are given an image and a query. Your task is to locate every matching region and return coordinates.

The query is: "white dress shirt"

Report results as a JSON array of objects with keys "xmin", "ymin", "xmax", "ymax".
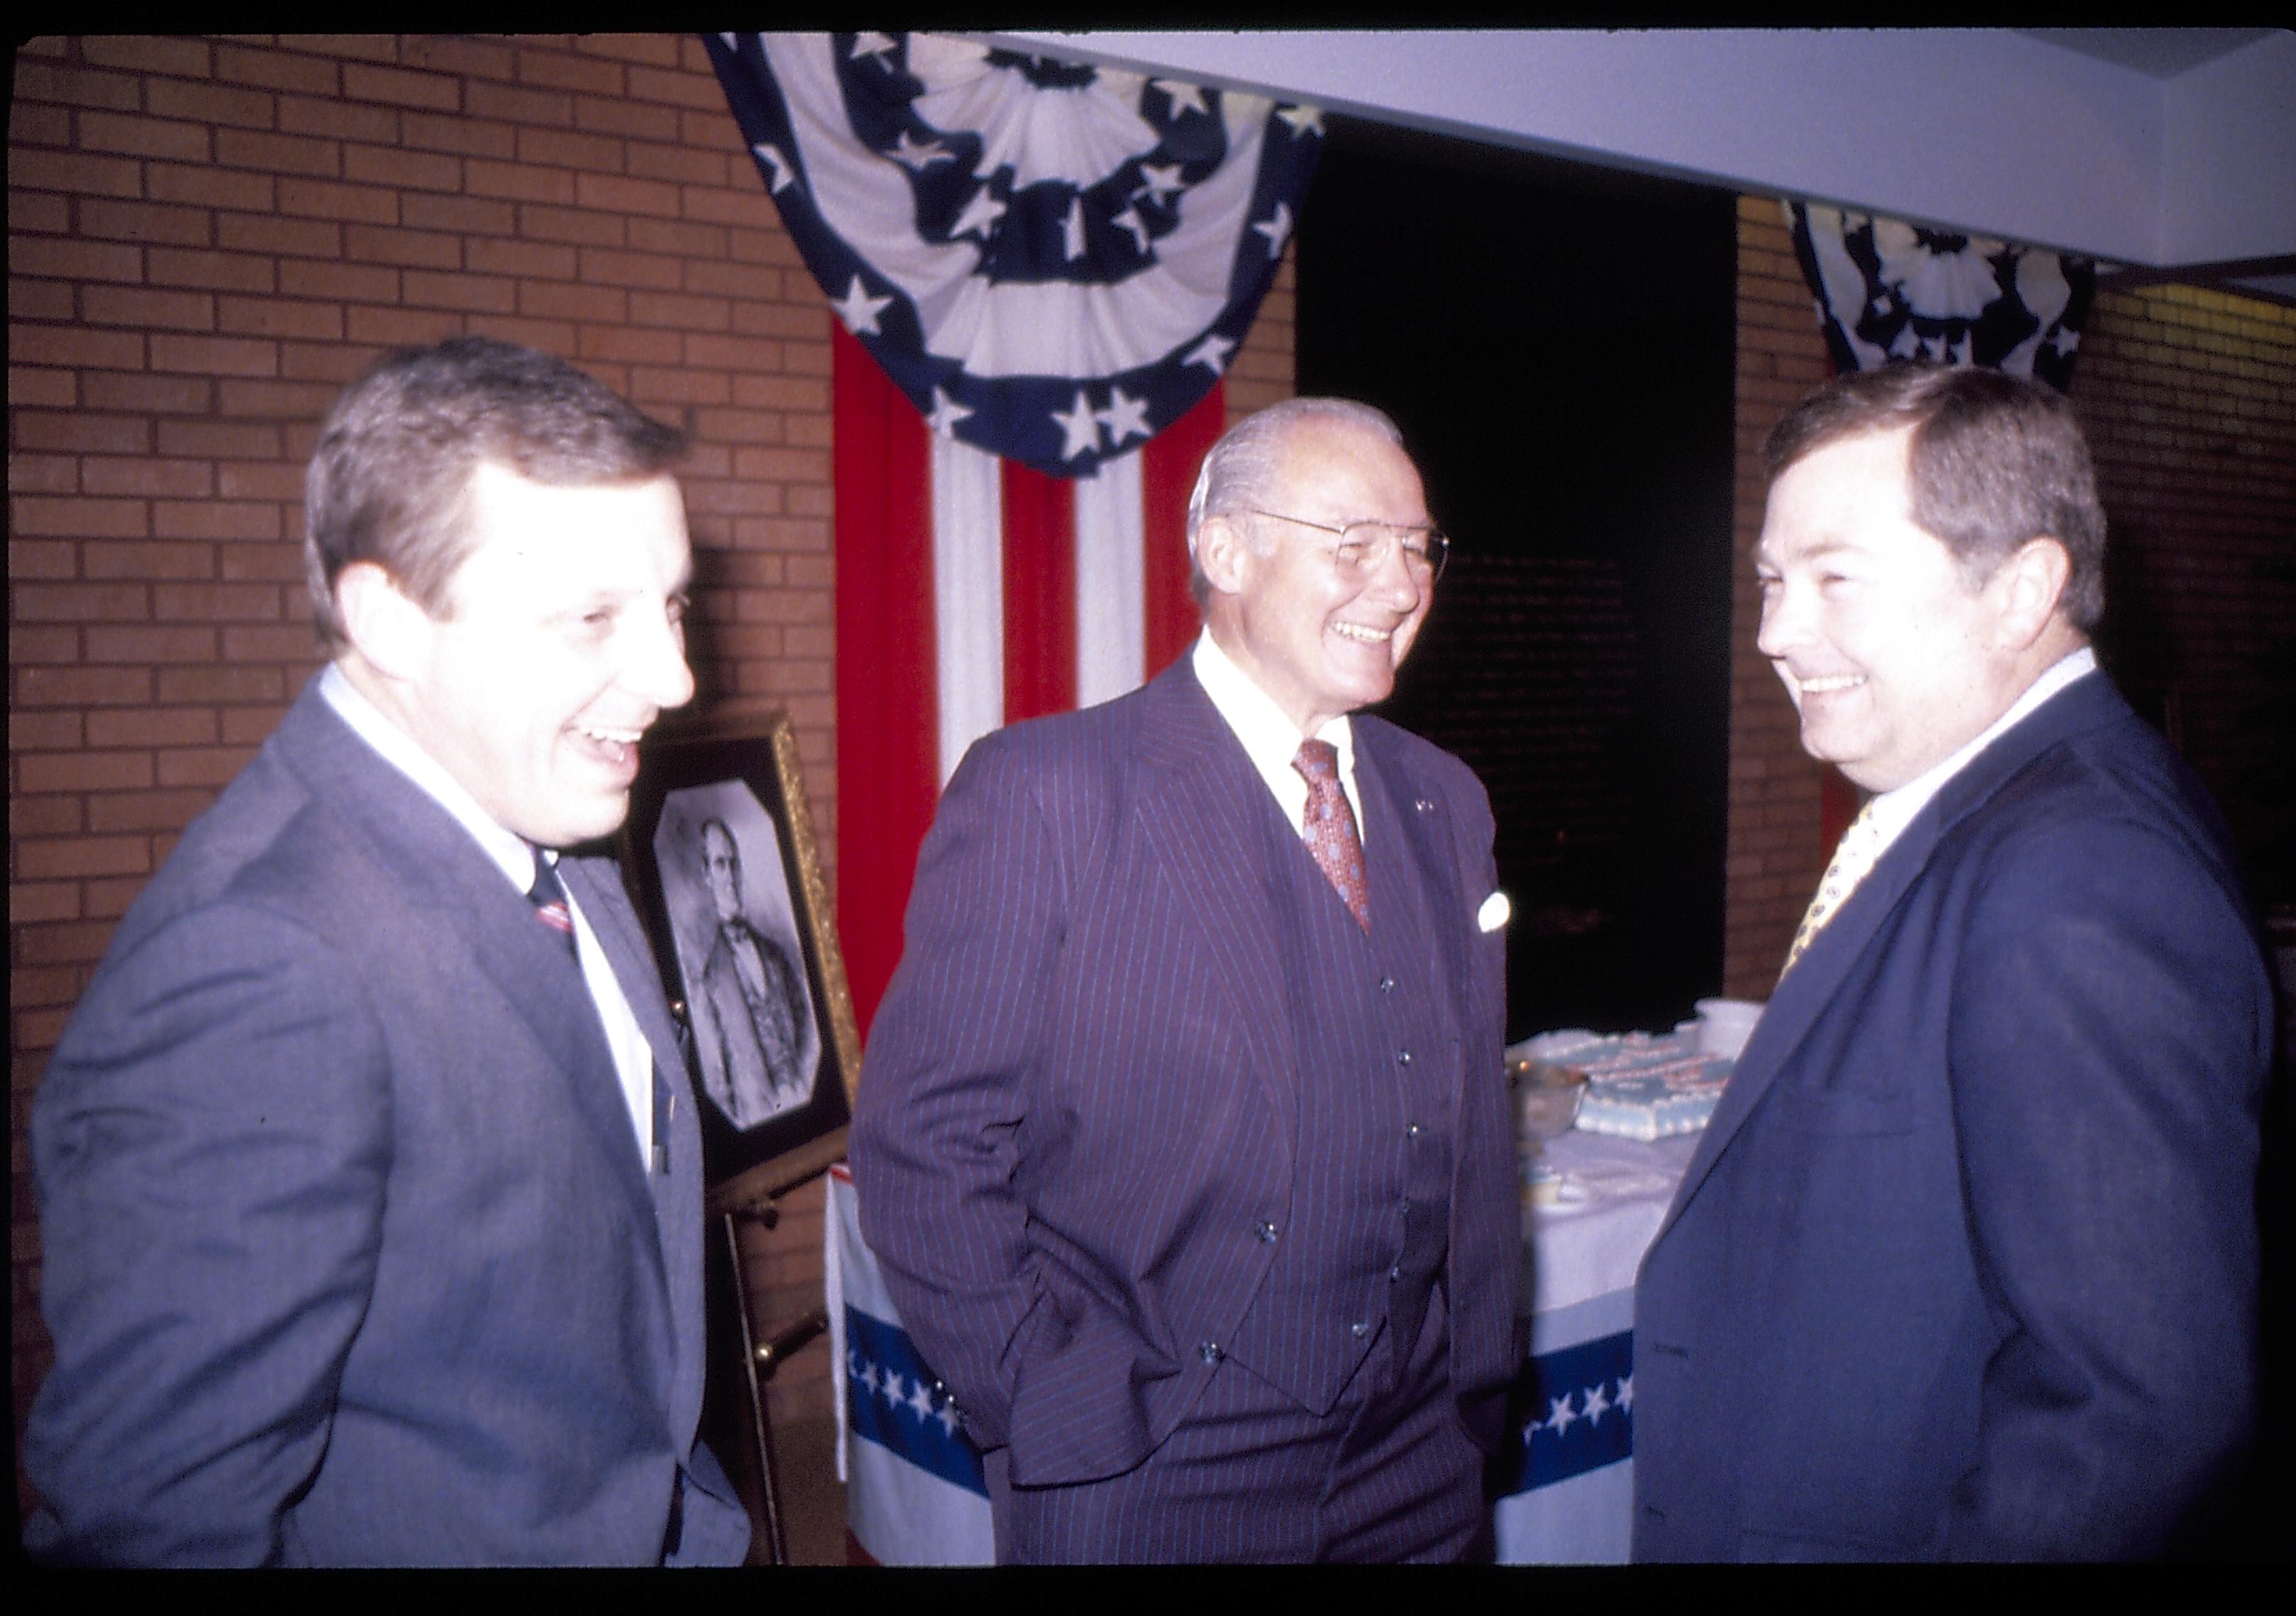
[
  {"xmin": 319, "ymin": 665, "xmax": 656, "ymax": 1171},
  {"xmin": 1859, "ymin": 646, "xmax": 2099, "ymax": 865},
  {"xmin": 1191, "ymin": 629, "xmax": 1370, "ymax": 845}
]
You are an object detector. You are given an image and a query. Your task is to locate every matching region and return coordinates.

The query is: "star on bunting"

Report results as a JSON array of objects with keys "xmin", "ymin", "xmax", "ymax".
[
  {"xmin": 752, "ymin": 142, "xmax": 797, "ymax": 194},
  {"xmin": 925, "ymin": 387, "xmax": 974, "ymax": 438},
  {"xmin": 850, "ymin": 33, "xmax": 897, "ymax": 63},
  {"xmin": 1183, "ymin": 332, "xmax": 1236, "ymax": 374},
  {"xmin": 951, "ymin": 186, "xmax": 1007, "ymax": 240},
  {"xmin": 1112, "ymin": 206, "xmax": 1151, "ymax": 254},
  {"xmin": 832, "ymin": 274, "xmax": 894, "ymax": 337},
  {"xmin": 1546, "ymin": 1393, "xmax": 1579, "ymax": 1436},
  {"xmin": 889, "ymin": 129, "xmax": 951, "ymax": 172},
  {"xmin": 1095, "ymin": 387, "xmax": 1152, "ymax": 445},
  {"xmin": 1276, "ymin": 103, "xmax": 1324, "ymax": 138},
  {"xmin": 1154, "ymin": 79, "xmax": 1210, "ymax": 118},
  {"xmin": 1132, "ymin": 162, "xmax": 1184, "ymax": 206},
  {"xmin": 1052, "ymin": 391, "xmax": 1102, "ymax": 460},
  {"xmin": 1254, "ymin": 201, "xmax": 1294, "ymax": 260}
]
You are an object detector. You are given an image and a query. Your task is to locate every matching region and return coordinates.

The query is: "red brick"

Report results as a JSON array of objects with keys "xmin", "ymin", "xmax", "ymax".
[
  {"xmin": 219, "ymin": 546, "xmax": 310, "ymax": 585},
  {"xmin": 629, "ymin": 367, "xmax": 730, "ymax": 408},
  {"xmin": 7, "ymin": 539, "xmax": 76, "ymax": 579},
  {"xmin": 222, "ymin": 625, "xmax": 324, "ymax": 662},
  {"xmin": 517, "ymin": 125, "xmax": 623, "ymax": 176},
  {"xmin": 9, "ymin": 368, "xmax": 79, "ymax": 410},
  {"xmin": 148, "ymin": 334, "xmax": 279, "ymax": 378},
  {"xmin": 8, "ymin": 494, "xmax": 151, "ymax": 537},
  {"xmin": 85, "ymin": 876, "xmax": 155, "ymax": 922},
  {"xmin": 626, "ymin": 142, "xmax": 728, "ymax": 189},
  {"xmin": 154, "ymin": 419, "xmax": 279, "ymax": 459},
  {"xmin": 402, "ymin": 192, "xmax": 516, "ymax": 236},
  {"xmin": 465, "ymin": 79, "xmax": 573, "ymax": 128},
  {"xmin": 344, "ymin": 305, "xmax": 466, "ymax": 347},
  {"xmin": 9, "ymin": 625, "xmax": 84, "ymax": 665},
  {"xmin": 13, "ymin": 919, "xmax": 120, "ymax": 967},
  {"xmin": 519, "ymin": 280, "xmax": 627, "ymax": 322},
  {"xmin": 158, "ymin": 746, "xmax": 260, "ymax": 788},
  {"xmin": 626, "ymin": 62, "xmax": 722, "ymax": 113},
  {"xmin": 629, "ymin": 289, "xmax": 728, "ymax": 331},
  {"xmin": 274, "ymin": 176, "xmax": 398, "ymax": 226},
  {"xmin": 341, "ymin": 61, "xmax": 461, "ymax": 113},
  {"xmin": 147, "ymin": 247, "xmax": 277, "ymax": 295},
  {"xmin": 216, "ymin": 210, "xmax": 342, "ymax": 259},
  {"xmin": 8, "ymin": 189, "xmax": 73, "ymax": 233},
  {"xmin": 687, "ymin": 333, "xmax": 794, "ymax": 375},
  {"xmin": 215, "ymin": 462, "xmax": 302, "ymax": 502},
  {"xmin": 83, "ymin": 624, "xmax": 215, "ymax": 663},
  {"xmin": 519, "ymin": 202, "xmax": 625, "ymax": 247},
  {"xmin": 81, "ymin": 459, "xmax": 213, "ymax": 500},
  {"xmin": 81, "ymin": 108, "xmax": 218, "ymax": 165},
  {"xmin": 13, "ymin": 666, "xmax": 153, "ymax": 707},
  {"xmin": 81, "ymin": 35, "xmax": 214, "ymax": 77},
  {"xmin": 575, "ymin": 33, "xmax": 681, "ymax": 69},
  {"xmin": 400, "ymin": 108, "xmax": 518, "ymax": 162},
  {"xmin": 77, "ymin": 198, "xmax": 213, "ymax": 247},
  {"xmin": 466, "ymin": 237, "xmax": 575, "ymax": 280},
  {"xmin": 400, "ymin": 35, "xmax": 517, "ymax": 84},
  {"xmin": 84, "ymin": 706, "xmax": 220, "ymax": 750},
  {"xmin": 157, "ymin": 665, "xmax": 288, "ymax": 704},
  {"xmin": 153, "ymin": 500, "xmax": 282, "ymax": 542},
  {"xmin": 467, "ymin": 158, "xmax": 578, "ymax": 206},
  {"xmin": 15, "ymin": 751, "xmax": 156, "ymax": 795},
  {"xmin": 575, "ymin": 325, "xmax": 682, "ymax": 365},
  {"xmin": 13, "ymin": 58, "xmax": 143, "ymax": 112},
  {"xmin": 278, "ymin": 91, "xmax": 399, "ymax": 145},
  {"xmin": 278, "ymin": 343, "xmax": 376, "ymax": 386},
  {"xmin": 9, "ymin": 885, "xmax": 83, "ymax": 925},
  {"xmin": 9, "ymin": 280, "xmax": 77, "ymax": 322},
  {"xmin": 343, "ymin": 142, "xmax": 463, "ymax": 193},
  {"xmin": 7, "ymin": 235, "xmax": 145, "ymax": 284},
  {"xmin": 575, "ymin": 172, "xmax": 680, "ymax": 220},
  {"xmin": 9, "ymin": 451, "xmax": 79, "ymax": 493},
  {"xmin": 402, "ymin": 269, "xmax": 517, "ymax": 314},
  {"xmin": 215, "ymin": 126, "xmax": 344, "ymax": 181},
  {"xmin": 215, "ymin": 296, "xmax": 345, "ymax": 342},
  {"xmin": 81, "ymin": 539, "xmax": 218, "ymax": 582},
  {"xmin": 461, "ymin": 314, "xmax": 575, "ymax": 353},
  {"xmin": 684, "ymin": 185, "xmax": 780, "ymax": 231},
  {"xmin": 215, "ymin": 377, "xmax": 339, "ymax": 418},
  {"xmin": 575, "ymin": 92, "xmax": 680, "ymax": 144},
  {"xmin": 276, "ymin": 258, "xmax": 400, "ymax": 304},
  {"xmin": 517, "ymin": 47, "xmax": 624, "ymax": 96},
  {"xmin": 576, "ymin": 245, "xmax": 683, "ymax": 291},
  {"xmin": 10, "ymin": 96, "xmax": 71, "ymax": 148},
  {"xmin": 213, "ymin": 40, "xmax": 340, "ymax": 96}
]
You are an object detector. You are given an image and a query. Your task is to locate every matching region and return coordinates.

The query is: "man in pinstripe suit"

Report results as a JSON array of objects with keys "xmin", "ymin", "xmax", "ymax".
[{"xmin": 852, "ymin": 400, "xmax": 1520, "ymax": 1562}]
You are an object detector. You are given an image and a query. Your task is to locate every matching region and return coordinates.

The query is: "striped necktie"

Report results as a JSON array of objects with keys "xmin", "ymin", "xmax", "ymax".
[
  {"xmin": 527, "ymin": 846, "xmax": 578, "ymax": 960},
  {"xmin": 1780, "ymin": 801, "xmax": 1881, "ymax": 979}
]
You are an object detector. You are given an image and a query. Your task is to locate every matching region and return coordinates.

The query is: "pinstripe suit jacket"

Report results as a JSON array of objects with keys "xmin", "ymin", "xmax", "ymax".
[
  {"xmin": 851, "ymin": 658, "xmax": 1519, "ymax": 1490},
  {"xmin": 26, "ymin": 679, "xmax": 751, "ymax": 1565}
]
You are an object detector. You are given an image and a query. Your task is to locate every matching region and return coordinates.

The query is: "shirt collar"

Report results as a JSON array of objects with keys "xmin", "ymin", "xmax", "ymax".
[
  {"xmin": 317, "ymin": 663, "xmax": 538, "ymax": 893},
  {"xmin": 1866, "ymin": 646, "xmax": 2098, "ymax": 849},
  {"xmin": 1191, "ymin": 629, "xmax": 1355, "ymax": 778}
]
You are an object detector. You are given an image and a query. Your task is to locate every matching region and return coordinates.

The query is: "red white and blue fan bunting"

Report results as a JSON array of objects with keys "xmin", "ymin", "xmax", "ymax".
[
  {"xmin": 706, "ymin": 31, "xmax": 1321, "ymax": 478},
  {"xmin": 1786, "ymin": 201, "xmax": 2095, "ymax": 391}
]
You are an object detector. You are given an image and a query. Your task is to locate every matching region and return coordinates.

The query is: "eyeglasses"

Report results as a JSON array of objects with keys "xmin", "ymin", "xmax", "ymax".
[{"xmin": 1239, "ymin": 509, "xmax": 1450, "ymax": 583}]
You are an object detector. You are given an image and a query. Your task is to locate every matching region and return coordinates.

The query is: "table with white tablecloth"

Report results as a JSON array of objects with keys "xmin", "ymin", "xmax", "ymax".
[{"xmin": 1492, "ymin": 1126, "xmax": 1701, "ymax": 1564}]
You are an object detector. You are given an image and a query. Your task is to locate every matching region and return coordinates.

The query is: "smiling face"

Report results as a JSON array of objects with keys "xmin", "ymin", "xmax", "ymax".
[
  {"xmin": 383, "ymin": 460, "xmax": 696, "ymax": 847},
  {"xmin": 1755, "ymin": 426, "xmax": 2036, "ymax": 794},
  {"xmin": 1205, "ymin": 419, "xmax": 1433, "ymax": 735}
]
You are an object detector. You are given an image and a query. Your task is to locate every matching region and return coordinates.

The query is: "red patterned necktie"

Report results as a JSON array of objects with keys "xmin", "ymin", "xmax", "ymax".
[
  {"xmin": 527, "ymin": 846, "xmax": 578, "ymax": 960},
  {"xmin": 1293, "ymin": 739, "xmax": 1370, "ymax": 931}
]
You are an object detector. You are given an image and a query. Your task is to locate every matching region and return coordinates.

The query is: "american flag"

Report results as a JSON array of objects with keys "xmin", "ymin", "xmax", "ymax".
[{"xmin": 705, "ymin": 31, "xmax": 1321, "ymax": 1033}]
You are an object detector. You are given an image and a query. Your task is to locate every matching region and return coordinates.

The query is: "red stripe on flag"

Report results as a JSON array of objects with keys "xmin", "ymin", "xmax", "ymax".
[
  {"xmin": 833, "ymin": 327, "xmax": 938, "ymax": 1042},
  {"xmin": 1142, "ymin": 383, "xmax": 1222, "ymax": 679},
  {"xmin": 999, "ymin": 458, "xmax": 1076, "ymax": 723}
]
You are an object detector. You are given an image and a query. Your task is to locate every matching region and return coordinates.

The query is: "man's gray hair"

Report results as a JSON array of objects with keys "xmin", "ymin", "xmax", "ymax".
[{"xmin": 1183, "ymin": 398, "xmax": 1406, "ymax": 602}]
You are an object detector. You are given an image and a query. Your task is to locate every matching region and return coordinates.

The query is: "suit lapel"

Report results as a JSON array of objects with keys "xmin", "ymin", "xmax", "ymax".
[
  {"xmin": 1132, "ymin": 663, "xmax": 1301, "ymax": 1174},
  {"xmin": 1653, "ymin": 673, "xmax": 2128, "ymax": 1246},
  {"xmin": 272, "ymin": 687, "xmax": 665, "ymax": 1247}
]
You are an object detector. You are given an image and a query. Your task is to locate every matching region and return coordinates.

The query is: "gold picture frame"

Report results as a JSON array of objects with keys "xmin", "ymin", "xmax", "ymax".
[{"xmin": 619, "ymin": 704, "xmax": 859, "ymax": 1203}]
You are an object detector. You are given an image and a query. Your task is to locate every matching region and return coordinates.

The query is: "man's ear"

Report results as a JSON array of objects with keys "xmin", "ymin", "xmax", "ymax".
[
  {"xmin": 1991, "ymin": 536, "xmax": 2073, "ymax": 651},
  {"xmin": 1194, "ymin": 513, "xmax": 1251, "ymax": 599},
  {"xmin": 334, "ymin": 561, "xmax": 437, "ymax": 683}
]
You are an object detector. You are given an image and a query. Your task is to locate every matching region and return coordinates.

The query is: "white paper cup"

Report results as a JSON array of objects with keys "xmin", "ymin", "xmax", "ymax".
[{"xmin": 1694, "ymin": 997, "xmax": 1763, "ymax": 1059}]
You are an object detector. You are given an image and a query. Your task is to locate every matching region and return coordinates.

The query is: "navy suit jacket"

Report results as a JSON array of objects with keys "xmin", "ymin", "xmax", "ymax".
[
  {"xmin": 850, "ymin": 658, "xmax": 1520, "ymax": 1490},
  {"xmin": 26, "ymin": 678, "xmax": 752, "ymax": 1566},
  {"xmin": 1633, "ymin": 673, "xmax": 2271, "ymax": 1561}
]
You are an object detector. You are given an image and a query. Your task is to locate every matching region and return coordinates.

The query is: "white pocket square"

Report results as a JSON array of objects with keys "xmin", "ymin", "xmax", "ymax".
[{"xmin": 1476, "ymin": 890, "xmax": 1511, "ymax": 933}]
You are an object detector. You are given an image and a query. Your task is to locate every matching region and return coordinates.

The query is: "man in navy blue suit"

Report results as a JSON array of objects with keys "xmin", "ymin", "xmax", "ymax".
[
  {"xmin": 1634, "ymin": 364, "xmax": 2273, "ymax": 1560},
  {"xmin": 26, "ymin": 338, "xmax": 753, "ymax": 1565},
  {"xmin": 852, "ymin": 399, "xmax": 1520, "ymax": 1562}
]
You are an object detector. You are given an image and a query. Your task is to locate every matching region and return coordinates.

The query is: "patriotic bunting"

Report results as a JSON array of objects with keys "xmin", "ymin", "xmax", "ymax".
[{"xmin": 1785, "ymin": 201, "xmax": 2095, "ymax": 391}]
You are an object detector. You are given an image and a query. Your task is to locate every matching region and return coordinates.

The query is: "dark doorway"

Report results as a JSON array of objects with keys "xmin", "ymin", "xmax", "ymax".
[{"xmin": 1298, "ymin": 116, "xmax": 1737, "ymax": 1038}]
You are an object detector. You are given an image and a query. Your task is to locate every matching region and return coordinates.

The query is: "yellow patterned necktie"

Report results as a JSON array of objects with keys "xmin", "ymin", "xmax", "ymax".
[
  {"xmin": 1780, "ymin": 801, "xmax": 1881, "ymax": 979},
  {"xmin": 1293, "ymin": 739, "xmax": 1371, "ymax": 931}
]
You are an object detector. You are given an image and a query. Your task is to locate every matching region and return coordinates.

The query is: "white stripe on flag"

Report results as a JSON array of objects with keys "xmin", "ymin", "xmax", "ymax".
[
  {"xmin": 1074, "ymin": 449, "xmax": 1146, "ymax": 709},
  {"xmin": 931, "ymin": 434, "xmax": 1004, "ymax": 786}
]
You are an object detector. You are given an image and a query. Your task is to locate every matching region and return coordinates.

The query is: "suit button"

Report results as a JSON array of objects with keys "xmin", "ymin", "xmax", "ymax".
[
  {"xmin": 1405, "ymin": 1122, "xmax": 1421, "ymax": 1139},
  {"xmin": 1388, "ymin": 1265, "xmax": 1402, "ymax": 1282},
  {"xmin": 1254, "ymin": 1220, "xmax": 1279, "ymax": 1242},
  {"xmin": 1378, "ymin": 977, "xmax": 1396, "ymax": 993},
  {"xmin": 1351, "ymin": 1321, "xmax": 1369, "ymax": 1338},
  {"xmin": 1396, "ymin": 1048, "xmax": 1412, "ymax": 1066},
  {"xmin": 1198, "ymin": 1341, "xmax": 1224, "ymax": 1364}
]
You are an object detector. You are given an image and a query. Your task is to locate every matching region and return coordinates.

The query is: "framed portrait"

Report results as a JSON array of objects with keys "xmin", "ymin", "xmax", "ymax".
[{"xmin": 620, "ymin": 705, "xmax": 860, "ymax": 1200}]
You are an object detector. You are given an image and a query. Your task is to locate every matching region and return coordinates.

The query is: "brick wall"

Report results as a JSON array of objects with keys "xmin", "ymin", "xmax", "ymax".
[{"xmin": 8, "ymin": 31, "xmax": 1296, "ymax": 1503}]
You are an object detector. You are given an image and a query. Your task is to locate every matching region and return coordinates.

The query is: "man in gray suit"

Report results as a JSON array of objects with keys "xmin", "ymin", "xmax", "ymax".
[
  {"xmin": 693, "ymin": 816, "xmax": 809, "ymax": 1126},
  {"xmin": 25, "ymin": 337, "xmax": 753, "ymax": 1566},
  {"xmin": 853, "ymin": 399, "xmax": 1519, "ymax": 1562}
]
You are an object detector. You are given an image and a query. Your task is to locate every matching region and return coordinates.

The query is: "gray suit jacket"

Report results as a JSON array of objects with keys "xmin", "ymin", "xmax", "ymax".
[{"xmin": 26, "ymin": 677, "xmax": 752, "ymax": 1566}]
